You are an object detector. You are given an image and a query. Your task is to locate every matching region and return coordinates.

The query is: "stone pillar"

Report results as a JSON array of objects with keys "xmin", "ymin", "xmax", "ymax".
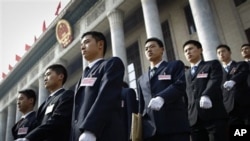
[
  {"xmin": 38, "ymin": 75, "xmax": 49, "ymax": 106},
  {"xmin": 141, "ymin": 0, "xmax": 166, "ymax": 59},
  {"xmin": 0, "ymin": 110, "xmax": 7, "ymax": 141},
  {"xmin": 189, "ymin": 0, "xmax": 221, "ymax": 60},
  {"xmin": 107, "ymin": 9, "xmax": 128, "ymax": 81},
  {"xmin": 5, "ymin": 102, "xmax": 16, "ymax": 141}
]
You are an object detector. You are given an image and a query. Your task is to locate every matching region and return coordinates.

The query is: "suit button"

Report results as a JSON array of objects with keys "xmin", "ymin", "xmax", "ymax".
[{"xmin": 74, "ymin": 120, "xmax": 77, "ymax": 123}]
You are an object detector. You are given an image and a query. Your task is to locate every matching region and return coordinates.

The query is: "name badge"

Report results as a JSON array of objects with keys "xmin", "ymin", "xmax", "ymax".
[
  {"xmin": 18, "ymin": 127, "xmax": 28, "ymax": 135},
  {"xmin": 80, "ymin": 77, "xmax": 97, "ymax": 86},
  {"xmin": 197, "ymin": 73, "xmax": 208, "ymax": 78},
  {"xmin": 45, "ymin": 104, "xmax": 55, "ymax": 115},
  {"xmin": 158, "ymin": 75, "xmax": 171, "ymax": 80}
]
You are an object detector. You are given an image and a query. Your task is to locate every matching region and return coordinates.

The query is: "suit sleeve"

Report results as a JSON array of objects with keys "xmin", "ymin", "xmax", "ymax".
[
  {"xmin": 201, "ymin": 60, "xmax": 223, "ymax": 99},
  {"xmin": 156, "ymin": 60, "xmax": 186, "ymax": 104},
  {"xmin": 230, "ymin": 61, "xmax": 249, "ymax": 83},
  {"xmin": 79, "ymin": 57, "xmax": 125, "ymax": 137},
  {"xmin": 25, "ymin": 90, "xmax": 74, "ymax": 141}
]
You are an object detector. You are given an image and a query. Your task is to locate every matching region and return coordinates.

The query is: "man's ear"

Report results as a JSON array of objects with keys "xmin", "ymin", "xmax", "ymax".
[{"xmin": 98, "ymin": 40, "xmax": 104, "ymax": 49}]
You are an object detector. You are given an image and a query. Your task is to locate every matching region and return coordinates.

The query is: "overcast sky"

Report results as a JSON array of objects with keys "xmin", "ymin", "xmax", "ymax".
[{"xmin": 0, "ymin": 0, "xmax": 69, "ymax": 82}]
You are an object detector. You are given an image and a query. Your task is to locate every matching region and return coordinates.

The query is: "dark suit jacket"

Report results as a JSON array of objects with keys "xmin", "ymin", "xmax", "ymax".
[
  {"xmin": 221, "ymin": 61, "xmax": 250, "ymax": 115},
  {"xmin": 137, "ymin": 60, "xmax": 190, "ymax": 136},
  {"xmin": 121, "ymin": 88, "xmax": 138, "ymax": 141},
  {"xmin": 25, "ymin": 89, "xmax": 74, "ymax": 141},
  {"xmin": 185, "ymin": 60, "xmax": 228, "ymax": 126},
  {"xmin": 12, "ymin": 111, "xmax": 37, "ymax": 140},
  {"xmin": 71, "ymin": 57, "xmax": 125, "ymax": 141}
]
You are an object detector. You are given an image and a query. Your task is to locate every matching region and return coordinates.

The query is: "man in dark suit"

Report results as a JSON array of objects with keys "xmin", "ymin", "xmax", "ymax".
[
  {"xmin": 137, "ymin": 37, "xmax": 190, "ymax": 141},
  {"xmin": 12, "ymin": 89, "xmax": 37, "ymax": 140},
  {"xmin": 183, "ymin": 40, "xmax": 228, "ymax": 141},
  {"xmin": 121, "ymin": 82, "xmax": 138, "ymax": 141},
  {"xmin": 70, "ymin": 31, "xmax": 125, "ymax": 141},
  {"xmin": 241, "ymin": 43, "xmax": 250, "ymax": 125},
  {"xmin": 217, "ymin": 44, "xmax": 249, "ymax": 126},
  {"xmin": 16, "ymin": 64, "xmax": 74, "ymax": 141}
]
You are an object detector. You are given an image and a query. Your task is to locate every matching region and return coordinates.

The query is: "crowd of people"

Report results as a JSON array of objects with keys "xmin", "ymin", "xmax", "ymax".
[{"xmin": 12, "ymin": 31, "xmax": 250, "ymax": 141}]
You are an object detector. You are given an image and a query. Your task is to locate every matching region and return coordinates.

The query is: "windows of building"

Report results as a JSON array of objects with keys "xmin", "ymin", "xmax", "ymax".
[
  {"xmin": 234, "ymin": 0, "xmax": 247, "ymax": 7},
  {"xmin": 162, "ymin": 20, "xmax": 176, "ymax": 61},
  {"xmin": 184, "ymin": 4, "xmax": 197, "ymax": 35},
  {"xmin": 245, "ymin": 28, "xmax": 250, "ymax": 43}
]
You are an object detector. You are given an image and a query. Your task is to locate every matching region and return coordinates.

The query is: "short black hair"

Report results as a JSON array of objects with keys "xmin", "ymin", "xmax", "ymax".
[
  {"xmin": 216, "ymin": 44, "xmax": 231, "ymax": 52},
  {"xmin": 18, "ymin": 89, "xmax": 36, "ymax": 106},
  {"xmin": 145, "ymin": 37, "xmax": 164, "ymax": 48},
  {"xmin": 241, "ymin": 43, "xmax": 250, "ymax": 48},
  {"xmin": 46, "ymin": 64, "xmax": 68, "ymax": 85},
  {"xmin": 81, "ymin": 31, "xmax": 107, "ymax": 56},
  {"xmin": 183, "ymin": 40, "xmax": 202, "ymax": 49}
]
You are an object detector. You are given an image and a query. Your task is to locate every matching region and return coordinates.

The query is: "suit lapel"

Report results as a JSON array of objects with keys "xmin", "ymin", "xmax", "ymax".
[
  {"xmin": 76, "ymin": 60, "xmax": 104, "ymax": 92},
  {"xmin": 38, "ymin": 89, "xmax": 65, "ymax": 118},
  {"xmin": 191, "ymin": 61, "xmax": 204, "ymax": 80}
]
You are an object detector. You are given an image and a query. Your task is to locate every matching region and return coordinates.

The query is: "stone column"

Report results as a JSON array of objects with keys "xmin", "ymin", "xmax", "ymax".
[
  {"xmin": 38, "ymin": 75, "xmax": 49, "ymax": 106},
  {"xmin": 189, "ymin": 0, "xmax": 221, "ymax": 60},
  {"xmin": 0, "ymin": 110, "xmax": 7, "ymax": 141},
  {"xmin": 141, "ymin": 0, "xmax": 167, "ymax": 59},
  {"xmin": 15, "ymin": 106, "xmax": 21, "ymax": 122},
  {"xmin": 5, "ymin": 102, "xmax": 16, "ymax": 141},
  {"xmin": 107, "ymin": 9, "xmax": 128, "ymax": 81}
]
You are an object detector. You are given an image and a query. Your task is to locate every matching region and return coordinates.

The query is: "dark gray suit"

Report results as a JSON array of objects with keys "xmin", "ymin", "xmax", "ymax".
[
  {"xmin": 221, "ymin": 61, "xmax": 250, "ymax": 125},
  {"xmin": 71, "ymin": 57, "xmax": 125, "ymax": 141},
  {"xmin": 138, "ymin": 60, "xmax": 190, "ymax": 141},
  {"xmin": 25, "ymin": 89, "xmax": 74, "ymax": 141},
  {"xmin": 185, "ymin": 60, "xmax": 228, "ymax": 141},
  {"xmin": 12, "ymin": 111, "xmax": 37, "ymax": 140}
]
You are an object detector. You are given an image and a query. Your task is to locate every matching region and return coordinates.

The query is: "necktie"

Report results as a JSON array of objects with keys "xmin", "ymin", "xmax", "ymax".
[
  {"xmin": 83, "ymin": 66, "xmax": 90, "ymax": 77},
  {"xmin": 45, "ymin": 96, "xmax": 52, "ymax": 104},
  {"xmin": 191, "ymin": 66, "xmax": 198, "ymax": 76},
  {"xmin": 224, "ymin": 65, "xmax": 230, "ymax": 73},
  {"xmin": 150, "ymin": 67, "xmax": 157, "ymax": 78},
  {"xmin": 16, "ymin": 118, "xmax": 24, "ymax": 129}
]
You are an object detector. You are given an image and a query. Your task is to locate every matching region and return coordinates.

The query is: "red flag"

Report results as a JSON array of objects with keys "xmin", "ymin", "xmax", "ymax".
[
  {"xmin": 25, "ymin": 44, "xmax": 31, "ymax": 51},
  {"xmin": 55, "ymin": 1, "xmax": 61, "ymax": 16},
  {"xmin": 42, "ymin": 20, "xmax": 46, "ymax": 32},
  {"xmin": 8, "ymin": 64, "xmax": 13, "ymax": 71},
  {"xmin": 2, "ymin": 72, "xmax": 6, "ymax": 78},
  {"xmin": 15, "ymin": 54, "xmax": 21, "ymax": 62},
  {"xmin": 34, "ymin": 35, "xmax": 37, "ymax": 42}
]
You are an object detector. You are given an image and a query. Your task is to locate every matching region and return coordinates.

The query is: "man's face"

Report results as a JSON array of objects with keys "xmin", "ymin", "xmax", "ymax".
[
  {"xmin": 217, "ymin": 47, "xmax": 231, "ymax": 62},
  {"xmin": 144, "ymin": 41, "xmax": 164, "ymax": 62},
  {"xmin": 183, "ymin": 43, "xmax": 202, "ymax": 64},
  {"xmin": 44, "ymin": 69, "xmax": 62, "ymax": 90},
  {"xmin": 80, "ymin": 35, "xmax": 103, "ymax": 62},
  {"xmin": 241, "ymin": 46, "xmax": 250, "ymax": 59},
  {"xmin": 17, "ymin": 94, "xmax": 33, "ymax": 113}
]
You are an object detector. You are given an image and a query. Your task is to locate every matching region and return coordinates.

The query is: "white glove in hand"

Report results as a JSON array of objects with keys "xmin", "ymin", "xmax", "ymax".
[
  {"xmin": 223, "ymin": 80, "xmax": 236, "ymax": 91},
  {"xmin": 148, "ymin": 96, "xmax": 164, "ymax": 111},
  {"xmin": 199, "ymin": 96, "xmax": 212, "ymax": 109},
  {"xmin": 15, "ymin": 138, "xmax": 29, "ymax": 141},
  {"xmin": 79, "ymin": 131, "xmax": 96, "ymax": 141}
]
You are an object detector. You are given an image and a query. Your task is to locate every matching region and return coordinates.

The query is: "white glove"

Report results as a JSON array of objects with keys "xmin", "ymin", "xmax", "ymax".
[
  {"xmin": 199, "ymin": 96, "xmax": 212, "ymax": 109},
  {"xmin": 148, "ymin": 96, "xmax": 165, "ymax": 111},
  {"xmin": 15, "ymin": 138, "xmax": 29, "ymax": 141},
  {"xmin": 79, "ymin": 131, "xmax": 96, "ymax": 141},
  {"xmin": 223, "ymin": 80, "xmax": 236, "ymax": 91}
]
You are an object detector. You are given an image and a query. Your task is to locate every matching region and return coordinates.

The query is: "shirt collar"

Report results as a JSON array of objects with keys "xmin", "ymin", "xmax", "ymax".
[
  {"xmin": 50, "ymin": 88, "xmax": 63, "ymax": 97},
  {"xmin": 150, "ymin": 60, "xmax": 163, "ymax": 69},
  {"xmin": 21, "ymin": 111, "xmax": 34, "ymax": 119},
  {"xmin": 88, "ymin": 58, "xmax": 103, "ymax": 68},
  {"xmin": 223, "ymin": 60, "xmax": 232, "ymax": 68},
  {"xmin": 191, "ymin": 60, "xmax": 202, "ymax": 68}
]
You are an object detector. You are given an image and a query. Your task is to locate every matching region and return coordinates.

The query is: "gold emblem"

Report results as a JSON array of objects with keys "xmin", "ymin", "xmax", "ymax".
[{"xmin": 56, "ymin": 19, "xmax": 73, "ymax": 48}]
